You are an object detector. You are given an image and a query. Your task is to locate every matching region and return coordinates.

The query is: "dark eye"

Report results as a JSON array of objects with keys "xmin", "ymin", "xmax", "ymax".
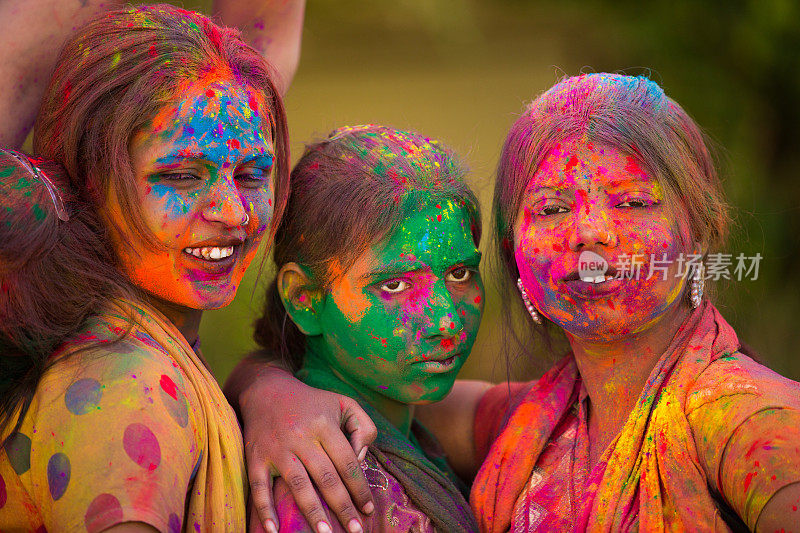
[
  {"xmin": 538, "ymin": 204, "xmax": 569, "ymax": 216},
  {"xmin": 380, "ymin": 280, "xmax": 410, "ymax": 294},
  {"xmin": 160, "ymin": 172, "xmax": 201, "ymax": 181},
  {"xmin": 446, "ymin": 267, "xmax": 473, "ymax": 283},
  {"xmin": 236, "ymin": 167, "xmax": 272, "ymax": 186},
  {"xmin": 616, "ymin": 199, "xmax": 653, "ymax": 208}
]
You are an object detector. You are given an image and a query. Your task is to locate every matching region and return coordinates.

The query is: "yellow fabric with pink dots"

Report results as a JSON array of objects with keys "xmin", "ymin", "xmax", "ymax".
[{"xmin": 0, "ymin": 299, "xmax": 246, "ymax": 531}]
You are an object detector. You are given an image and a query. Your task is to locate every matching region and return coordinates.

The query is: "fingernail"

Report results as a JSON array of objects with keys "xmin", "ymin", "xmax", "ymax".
[
  {"xmin": 362, "ymin": 501, "xmax": 375, "ymax": 515},
  {"xmin": 348, "ymin": 518, "xmax": 363, "ymax": 533},
  {"xmin": 264, "ymin": 520, "xmax": 278, "ymax": 533},
  {"xmin": 357, "ymin": 446, "xmax": 367, "ymax": 462},
  {"xmin": 317, "ymin": 521, "xmax": 332, "ymax": 533}
]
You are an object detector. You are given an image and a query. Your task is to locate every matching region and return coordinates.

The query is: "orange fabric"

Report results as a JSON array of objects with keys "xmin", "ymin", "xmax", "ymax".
[
  {"xmin": 470, "ymin": 303, "xmax": 800, "ymax": 532},
  {"xmin": 0, "ymin": 299, "xmax": 246, "ymax": 531}
]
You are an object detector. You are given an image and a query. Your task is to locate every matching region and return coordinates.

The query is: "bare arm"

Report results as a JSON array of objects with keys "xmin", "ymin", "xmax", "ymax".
[
  {"xmin": 0, "ymin": 0, "xmax": 304, "ymax": 148},
  {"xmin": 415, "ymin": 379, "xmax": 492, "ymax": 481},
  {"xmin": 755, "ymin": 481, "xmax": 800, "ymax": 532},
  {"xmin": 224, "ymin": 356, "xmax": 377, "ymax": 533},
  {"xmin": 213, "ymin": 0, "xmax": 305, "ymax": 95},
  {"xmin": 0, "ymin": 0, "xmax": 120, "ymax": 148}
]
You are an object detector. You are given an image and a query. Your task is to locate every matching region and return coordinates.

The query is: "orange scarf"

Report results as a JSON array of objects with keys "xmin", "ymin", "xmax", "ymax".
[{"xmin": 471, "ymin": 303, "xmax": 742, "ymax": 532}]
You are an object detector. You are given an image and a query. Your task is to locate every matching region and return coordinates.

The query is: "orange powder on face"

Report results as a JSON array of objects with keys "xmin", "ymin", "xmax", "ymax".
[{"xmin": 328, "ymin": 257, "xmax": 371, "ymax": 323}]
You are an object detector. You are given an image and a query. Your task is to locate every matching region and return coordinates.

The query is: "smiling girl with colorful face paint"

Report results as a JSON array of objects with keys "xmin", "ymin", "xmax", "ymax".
[
  {"xmin": 0, "ymin": 5, "xmax": 295, "ymax": 530},
  {"xmin": 251, "ymin": 125, "xmax": 482, "ymax": 532}
]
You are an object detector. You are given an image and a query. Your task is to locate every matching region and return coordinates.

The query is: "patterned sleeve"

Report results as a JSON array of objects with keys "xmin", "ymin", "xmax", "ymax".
[
  {"xmin": 13, "ymin": 340, "xmax": 203, "ymax": 532},
  {"xmin": 473, "ymin": 382, "xmax": 531, "ymax": 465},
  {"xmin": 687, "ymin": 354, "xmax": 800, "ymax": 530}
]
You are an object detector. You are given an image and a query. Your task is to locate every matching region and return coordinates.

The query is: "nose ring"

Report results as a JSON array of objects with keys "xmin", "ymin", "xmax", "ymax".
[{"xmin": 241, "ymin": 213, "xmax": 250, "ymax": 226}]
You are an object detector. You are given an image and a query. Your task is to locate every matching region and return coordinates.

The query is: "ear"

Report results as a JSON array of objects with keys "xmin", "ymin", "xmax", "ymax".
[{"xmin": 277, "ymin": 262, "xmax": 324, "ymax": 336}]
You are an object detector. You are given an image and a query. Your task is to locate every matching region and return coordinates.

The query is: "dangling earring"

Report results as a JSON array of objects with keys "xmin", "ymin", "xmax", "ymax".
[
  {"xmin": 690, "ymin": 262, "xmax": 705, "ymax": 309},
  {"xmin": 517, "ymin": 278, "xmax": 543, "ymax": 325}
]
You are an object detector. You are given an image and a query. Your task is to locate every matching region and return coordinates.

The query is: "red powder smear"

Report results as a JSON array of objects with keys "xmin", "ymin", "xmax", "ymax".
[
  {"xmin": 440, "ymin": 338, "xmax": 454, "ymax": 349},
  {"xmin": 436, "ymin": 203, "xmax": 442, "ymax": 209},
  {"xmin": 356, "ymin": 356, "xmax": 364, "ymax": 361},
  {"xmin": 437, "ymin": 214, "xmax": 442, "ymax": 222},
  {"xmin": 565, "ymin": 155, "xmax": 579, "ymax": 171},
  {"xmin": 624, "ymin": 156, "xmax": 646, "ymax": 177},
  {"xmin": 206, "ymin": 89, "xmax": 215, "ymax": 98},
  {"xmin": 177, "ymin": 148, "xmax": 202, "ymax": 159},
  {"xmin": 607, "ymin": 299, "xmax": 615, "ymax": 310},
  {"xmin": 575, "ymin": 189, "xmax": 590, "ymax": 215},
  {"xmin": 268, "ymin": 198, "xmax": 272, "ymax": 206},
  {"xmin": 248, "ymin": 93, "xmax": 259, "ymax": 112},
  {"xmin": 227, "ymin": 139, "xmax": 240, "ymax": 150},
  {"xmin": 474, "ymin": 295, "xmax": 481, "ymax": 304},
  {"xmin": 552, "ymin": 243, "xmax": 563, "ymax": 251},
  {"xmin": 148, "ymin": 44, "xmax": 157, "ymax": 58},
  {"xmin": 159, "ymin": 374, "xmax": 178, "ymax": 400},
  {"xmin": 743, "ymin": 471, "xmax": 757, "ymax": 491}
]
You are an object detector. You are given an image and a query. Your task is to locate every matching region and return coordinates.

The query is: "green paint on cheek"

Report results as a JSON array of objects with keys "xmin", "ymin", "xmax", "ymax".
[
  {"xmin": 0, "ymin": 166, "xmax": 15, "ymax": 178},
  {"xmin": 309, "ymin": 195, "xmax": 484, "ymax": 407},
  {"xmin": 33, "ymin": 204, "xmax": 46, "ymax": 221}
]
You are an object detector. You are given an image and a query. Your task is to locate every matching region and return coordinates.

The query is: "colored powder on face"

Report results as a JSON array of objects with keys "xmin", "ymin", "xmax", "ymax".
[{"xmin": 0, "ymin": 166, "xmax": 14, "ymax": 178}]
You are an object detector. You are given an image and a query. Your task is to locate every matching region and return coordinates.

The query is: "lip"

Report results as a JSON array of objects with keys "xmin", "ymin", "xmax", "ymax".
[
  {"xmin": 412, "ymin": 352, "xmax": 461, "ymax": 374},
  {"xmin": 560, "ymin": 276, "xmax": 623, "ymax": 299},
  {"xmin": 182, "ymin": 240, "xmax": 245, "ymax": 282}
]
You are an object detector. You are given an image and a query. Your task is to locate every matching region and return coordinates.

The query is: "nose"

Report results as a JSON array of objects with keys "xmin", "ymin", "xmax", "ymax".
[
  {"xmin": 567, "ymin": 208, "xmax": 618, "ymax": 251},
  {"xmin": 201, "ymin": 174, "xmax": 248, "ymax": 227},
  {"xmin": 424, "ymin": 279, "xmax": 464, "ymax": 337}
]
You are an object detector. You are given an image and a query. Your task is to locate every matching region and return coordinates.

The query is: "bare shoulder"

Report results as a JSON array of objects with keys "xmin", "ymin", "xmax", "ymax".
[{"xmin": 686, "ymin": 351, "xmax": 800, "ymax": 415}]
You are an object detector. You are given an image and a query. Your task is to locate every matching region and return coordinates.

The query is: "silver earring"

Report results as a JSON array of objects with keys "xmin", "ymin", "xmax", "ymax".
[
  {"xmin": 242, "ymin": 213, "xmax": 250, "ymax": 226},
  {"xmin": 690, "ymin": 262, "xmax": 705, "ymax": 309},
  {"xmin": 517, "ymin": 278, "xmax": 542, "ymax": 325}
]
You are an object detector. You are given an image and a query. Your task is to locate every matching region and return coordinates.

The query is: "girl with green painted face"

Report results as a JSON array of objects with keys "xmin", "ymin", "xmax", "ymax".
[{"xmin": 252, "ymin": 124, "xmax": 482, "ymax": 533}]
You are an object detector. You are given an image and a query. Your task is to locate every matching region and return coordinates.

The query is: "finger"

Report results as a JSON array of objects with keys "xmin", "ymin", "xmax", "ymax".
[
  {"xmin": 296, "ymin": 445, "xmax": 366, "ymax": 533},
  {"xmin": 248, "ymin": 493, "xmax": 269, "ymax": 533},
  {"xmin": 276, "ymin": 452, "xmax": 336, "ymax": 533},
  {"xmin": 319, "ymin": 423, "xmax": 375, "ymax": 517},
  {"xmin": 341, "ymin": 399, "xmax": 377, "ymax": 462},
  {"xmin": 247, "ymin": 456, "xmax": 279, "ymax": 533}
]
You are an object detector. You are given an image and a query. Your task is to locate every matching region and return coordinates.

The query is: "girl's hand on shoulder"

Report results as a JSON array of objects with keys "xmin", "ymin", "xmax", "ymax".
[{"xmin": 225, "ymin": 358, "xmax": 377, "ymax": 533}]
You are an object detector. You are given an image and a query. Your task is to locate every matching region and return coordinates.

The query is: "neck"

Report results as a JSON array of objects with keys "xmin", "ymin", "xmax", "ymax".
[
  {"xmin": 567, "ymin": 302, "xmax": 692, "ymax": 458},
  {"xmin": 303, "ymin": 337, "xmax": 415, "ymax": 437},
  {"xmin": 145, "ymin": 295, "xmax": 202, "ymax": 347}
]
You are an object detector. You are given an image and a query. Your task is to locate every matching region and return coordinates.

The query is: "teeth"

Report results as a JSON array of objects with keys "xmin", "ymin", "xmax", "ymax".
[
  {"xmin": 581, "ymin": 275, "xmax": 615, "ymax": 284},
  {"xmin": 183, "ymin": 246, "xmax": 235, "ymax": 261}
]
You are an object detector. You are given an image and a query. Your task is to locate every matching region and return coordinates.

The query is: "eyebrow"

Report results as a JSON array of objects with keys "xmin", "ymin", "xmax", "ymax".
[
  {"xmin": 362, "ymin": 249, "xmax": 482, "ymax": 279},
  {"xmin": 362, "ymin": 258, "xmax": 425, "ymax": 278},
  {"xmin": 154, "ymin": 150, "xmax": 275, "ymax": 168},
  {"xmin": 528, "ymin": 178, "xmax": 658, "ymax": 195}
]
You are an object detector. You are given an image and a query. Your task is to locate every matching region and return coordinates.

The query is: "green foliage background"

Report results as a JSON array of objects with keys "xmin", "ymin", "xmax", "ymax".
[{"xmin": 181, "ymin": 0, "xmax": 800, "ymax": 384}]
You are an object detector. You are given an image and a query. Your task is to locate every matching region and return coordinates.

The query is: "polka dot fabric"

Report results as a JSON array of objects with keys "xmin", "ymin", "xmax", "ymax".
[{"xmin": 0, "ymin": 299, "xmax": 246, "ymax": 531}]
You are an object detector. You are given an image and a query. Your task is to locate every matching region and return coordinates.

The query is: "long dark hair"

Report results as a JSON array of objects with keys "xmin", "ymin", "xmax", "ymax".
[{"xmin": 0, "ymin": 151, "xmax": 138, "ymax": 439}]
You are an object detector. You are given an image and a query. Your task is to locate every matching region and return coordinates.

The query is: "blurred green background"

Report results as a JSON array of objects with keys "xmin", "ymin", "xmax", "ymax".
[{"xmin": 185, "ymin": 0, "xmax": 800, "ymax": 384}]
